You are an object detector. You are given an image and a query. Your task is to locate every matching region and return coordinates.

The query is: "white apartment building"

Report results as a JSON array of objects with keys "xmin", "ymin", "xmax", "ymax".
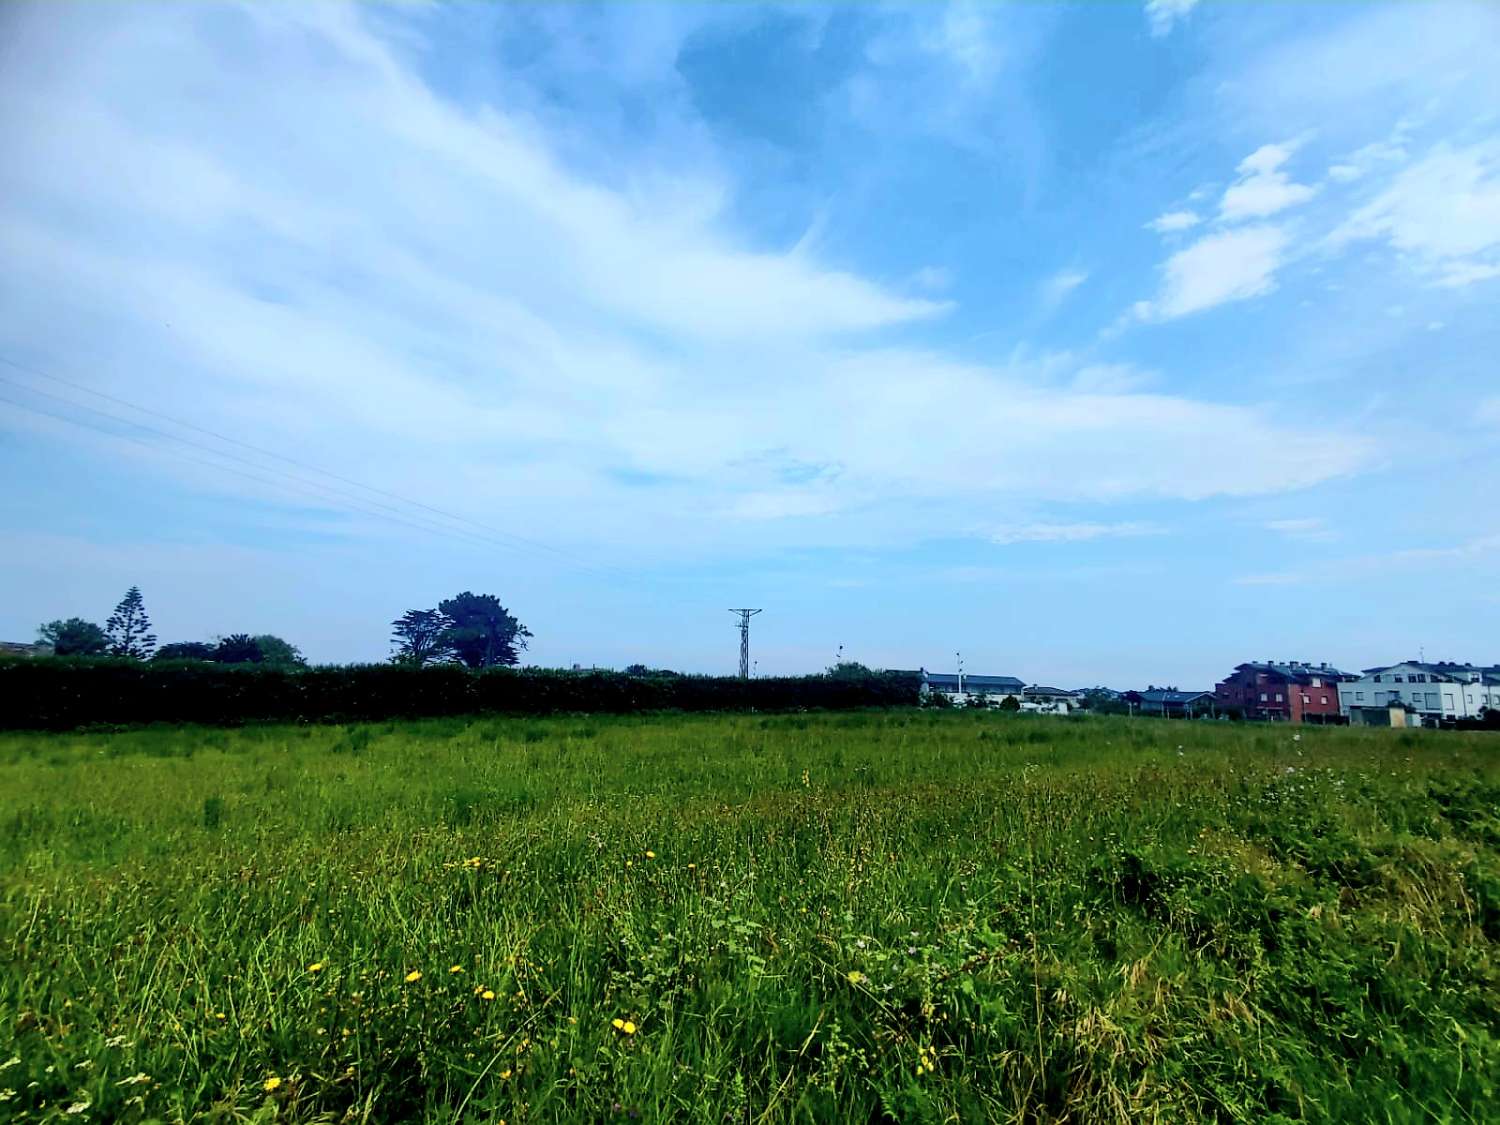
[{"xmin": 1338, "ymin": 661, "xmax": 1500, "ymax": 722}]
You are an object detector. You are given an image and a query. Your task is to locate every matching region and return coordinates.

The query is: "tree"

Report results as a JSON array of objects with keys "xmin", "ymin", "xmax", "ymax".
[
  {"xmin": 825, "ymin": 660, "xmax": 875, "ymax": 680},
  {"xmin": 437, "ymin": 592, "xmax": 532, "ymax": 669},
  {"xmin": 154, "ymin": 641, "xmax": 215, "ymax": 662},
  {"xmin": 998, "ymin": 695, "xmax": 1021, "ymax": 712},
  {"xmin": 253, "ymin": 635, "xmax": 307, "ymax": 669},
  {"xmin": 390, "ymin": 609, "xmax": 453, "ymax": 667},
  {"xmin": 213, "ymin": 634, "xmax": 263, "ymax": 664},
  {"xmin": 104, "ymin": 586, "xmax": 157, "ymax": 659},
  {"xmin": 37, "ymin": 617, "xmax": 108, "ymax": 656}
]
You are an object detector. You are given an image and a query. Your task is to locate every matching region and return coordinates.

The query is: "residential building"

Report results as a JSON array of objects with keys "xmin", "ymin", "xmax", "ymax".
[
  {"xmin": 913, "ymin": 670, "xmax": 1025, "ymax": 707},
  {"xmin": 0, "ymin": 641, "xmax": 53, "ymax": 658},
  {"xmin": 1022, "ymin": 686, "xmax": 1082, "ymax": 714},
  {"xmin": 1127, "ymin": 688, "xmax": 1215, "ymax": 718},
  {"xmin": 1337, "ymin": 661, "xmax": 1500, "ymax": 722},
  {"xmin": 1214, "ymin": 661, "xmax": 1353, "ymax": 723}
]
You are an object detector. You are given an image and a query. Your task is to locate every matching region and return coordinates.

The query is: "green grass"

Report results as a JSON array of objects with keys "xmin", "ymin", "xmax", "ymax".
[{"xmin": 1, "ymin": 712, "xmax": 1497, "ymax": 1123}]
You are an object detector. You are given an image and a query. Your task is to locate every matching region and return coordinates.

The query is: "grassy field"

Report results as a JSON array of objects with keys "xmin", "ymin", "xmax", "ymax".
[{"xmin": 1, "ymin": 712, "xmax": 1497, "ymax": 1123}]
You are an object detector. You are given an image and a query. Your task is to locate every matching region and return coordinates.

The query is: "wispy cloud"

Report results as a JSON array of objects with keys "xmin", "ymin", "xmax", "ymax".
[
  {"xmin": 1145, "ymin": 0, "xmax": 1199, "ymax": 38},
  {"xmin": 1264, "ymin": 517, "xmax": 1336, "ymax": 542},
  {"xmin": 1326, "ymin": 141, "xmax": 1500, "ymax": 288},
  {"xmin": 1146, "ymin": 210, "xmax": 1201, "ymax": 234},
  {"xmin": 1237, "ymin": 531, "xmax": 1500, "ymax": 585},
  {"xmin": 1040, "ymin": 268, "xmax": 1089, "ymax": 308},
  {"xmin": 991, "ymin": 521, "xmax": 1165, "ymax": 546}
]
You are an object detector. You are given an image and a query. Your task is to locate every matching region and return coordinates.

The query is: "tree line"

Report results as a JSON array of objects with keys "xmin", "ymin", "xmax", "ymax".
[
  {"xmin": 35, "ymin": 587, "xmax": 532, "ymax": 670},
  {"xmin": 37, "ymin": 586, "xmax": 305, "ymax": 667}
]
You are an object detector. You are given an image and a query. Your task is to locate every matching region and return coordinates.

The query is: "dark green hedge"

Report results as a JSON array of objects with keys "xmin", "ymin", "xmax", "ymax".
[{"xmin": 0, "ymin": 658, "xmax": 921, "ymax": 730}]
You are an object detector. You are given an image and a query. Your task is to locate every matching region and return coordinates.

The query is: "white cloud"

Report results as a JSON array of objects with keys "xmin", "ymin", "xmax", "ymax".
[
  {"xmin": 1328, "ymin": 141, "xmax": 1500, "ymax": 288},
  {"xmin": 0, "ymin": 3, "xmax": 1376, "ymax": 564},
  {"xmin": 1147, "ymin": 210, "xmax": 1201, "ymax": 234},
  {"xmin": 1325, "ymin": 131, "xmax": 1412, "ymax": 184},
  {"xmin": 1219, "ymin": 142, "xmax": 1318, "ymax": 222},
  {"xmin": 992, "ymin": 521, "xmax": 1164, "ymax": 545},
  {"xmin": 910, "ymin": 265, "xmax": 953, "ymax": 292},
  {"xmin": 1145, "ymin": 0, "xmax": 1199, "ymax": 38},
  {"xmin": 1264, "ymin": 517, "xmax": 1335, "ymax": 542},
  {"xmin": 1238, "ymin": 531, "xmax": 1500, "ymax": 586},
  {"xmin": 1138, "ymin": 225, "xmax": 1290, "ymax": 319},
  {"xmin": 1040, "ymin": 268, "xmax": 1089, "ymax": 307}
]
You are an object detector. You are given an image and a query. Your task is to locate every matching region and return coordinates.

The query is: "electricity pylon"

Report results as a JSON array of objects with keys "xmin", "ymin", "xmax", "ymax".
[{"xmin": 729, "ymin": 609, "xmax": 762, "ymax": 680}]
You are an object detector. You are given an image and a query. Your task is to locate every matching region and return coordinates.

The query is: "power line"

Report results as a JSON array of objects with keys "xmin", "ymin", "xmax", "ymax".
[
  {"xmin": 0, "ymin": 390, "xmax": 546, "ymax": 556},
  {"xmin": 0, "ymin": 354, "xmax": 630, "ymax": 582}
]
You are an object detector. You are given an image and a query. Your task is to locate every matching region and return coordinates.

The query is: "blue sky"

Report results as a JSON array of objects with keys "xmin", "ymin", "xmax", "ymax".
[{"xmin": 1, "ymin": 1, "xmax": 1498, "ymax": 686}]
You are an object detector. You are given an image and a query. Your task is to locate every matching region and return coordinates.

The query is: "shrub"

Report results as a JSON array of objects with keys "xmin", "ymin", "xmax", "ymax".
[{"xmin": 0, "ymin": 658, "xmax": 921, "ymax": 730}]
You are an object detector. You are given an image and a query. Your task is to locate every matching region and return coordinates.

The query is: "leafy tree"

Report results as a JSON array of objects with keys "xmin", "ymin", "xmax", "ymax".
[
  {"xmin": 998, "ymin": 695, "xmax": 1022, "ymax": 712},
  {"xmin": 37, "ymin": 617, "xmax": 108, "ymax": 656},
  {"xmin": 437, "ymin": 592, "xmax": 532, "ymax": 669},
  {"xmin": 623, "ymin": 664, "xmax": 680, "ymax": 677},
  {"xmin": 104, "ymin": 586, "xmax": 156, "ymax": 659},
  {"xmin": 253, "ymin": 635, "xmax": 307, "ymax": 669},
  {"xmin": 390, "ymin": 609, "xmax": 453, "ymax": 667},
  {"xmin": 154, "ymin": 641, "xmax": 216, "ymax": 662},
  {"xmin": 213, "ymin": 634, "xmax": 263, "ymax": 664},
  {"xmin": 826, "ymin": 660, "xmax": 875, "ymax": 680}
]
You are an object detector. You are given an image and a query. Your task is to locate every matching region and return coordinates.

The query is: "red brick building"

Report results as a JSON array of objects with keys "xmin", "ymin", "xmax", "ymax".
[{"xmin": 1214, "ymin": 661, "xmax": 1352, "ymax": 723}]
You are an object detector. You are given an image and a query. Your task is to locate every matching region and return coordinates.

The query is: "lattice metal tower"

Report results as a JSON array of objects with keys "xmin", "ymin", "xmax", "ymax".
[{"xmin": 729, "ymin": 609, "xmax": 762, "ymax": 679}]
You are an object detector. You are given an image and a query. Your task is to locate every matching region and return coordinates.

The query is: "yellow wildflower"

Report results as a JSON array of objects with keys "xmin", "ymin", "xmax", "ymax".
[
  {"xmin": 622, "ymin": 1020, "xmax": 637, "ymax": 1035},
  {"xmin": 263, "ymin": 1076, "xmax": 282, "ymax": 1092},
  {"xmin": 481, "ymin": 990, "xmax": 496, "ymax": 1001},
  {"xmin": 404, "ymin": 970, "xmax": 422, "ymax": 983},
  {"xmin": 645, "ymin": 850, "xmax": 655, "ymax": 859},
  {"xmin": 449, "ymin": 965, "xmax": 463, "ymax": 974},
  {"xmin": 500, "ymin": 1069, "xmax": 512, "ymax": 1080},
  {"xmin": 847, "ymin": 970, "xmax": 864, "ymax": 985},
  {"xmin": 307, "ymin": 962, "xmax": 324, "ymax": 973},
  {"xmin": 611, "ymin": 1018, "xmax": 625, "ymax": 1030}
]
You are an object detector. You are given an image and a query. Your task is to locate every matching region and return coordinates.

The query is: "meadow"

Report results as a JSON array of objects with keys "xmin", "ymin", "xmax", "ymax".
[{"xmin": 1, "ymin": 711, "xmax": 1497, "ymax": 1123}]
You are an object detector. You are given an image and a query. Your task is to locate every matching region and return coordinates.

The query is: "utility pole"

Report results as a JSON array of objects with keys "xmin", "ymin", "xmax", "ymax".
[
  {"xmin": 956, "ymin": 651, "xmax": 964, "ymax": 698},
  {"xmin": 729, "ymin": 609, "xmax": 762, "ymax": 680}
]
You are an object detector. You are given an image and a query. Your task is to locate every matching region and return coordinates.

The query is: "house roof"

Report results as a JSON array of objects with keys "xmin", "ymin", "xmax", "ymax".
[
  {"xmin": 1137, "ymin": 689, "xmax": 1213, "ymax": 704},
  {"xmin": 1358, "ymin": 661, "xmax": 1492, "ymax": 682},
  {"xmin": 1235, "ymin": 661, "xmax": 1353, "ymax": 683},
  {"xmin": 1024, "ymin": 685, "xmax": 1079, "ymax": 698},
  {"xmin": 924, "ymin": 672, "xmax": 1024, "ymax": 690}
]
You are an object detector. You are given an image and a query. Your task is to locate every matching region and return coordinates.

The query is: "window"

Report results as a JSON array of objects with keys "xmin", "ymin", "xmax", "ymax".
[
  {"xmin": 1260, "ymin": 692, "xmax": 1267, "ymax": 702},
  {"xmin": 1374, "ymin": 675, "xmax": 1383, "ymax": 683},
  {"xmin": 1320, "ymin": 696, "xmax": 1329, "ymax": 704},
  {"xmin": 1311, "ymin": 677, "xmax": 1322, "ymax": 687},
  {"xmin": 1356, "ymin": 691, "xmax": 1365, "ymax": 701},
  {"xmin": 1302, "ymin": 695, "xmax": 1311, "ymax": 704},
  {"xmin": 1444, "ymin": 694, "xmax": 1455, "ymax": 709},
  {"xmin": 1394, "ymin": 675, "xmax": 1404, "ymax": 683},
  {"xmin": 1275, "ymin": 693, "xmax": 1283, "ymax": 702}
]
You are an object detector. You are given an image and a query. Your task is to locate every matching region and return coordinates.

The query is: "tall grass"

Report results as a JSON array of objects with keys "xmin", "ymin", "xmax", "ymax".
[{"xmin": 1, "ymin": 713, "xmax": 1497, "ymax": 1122}]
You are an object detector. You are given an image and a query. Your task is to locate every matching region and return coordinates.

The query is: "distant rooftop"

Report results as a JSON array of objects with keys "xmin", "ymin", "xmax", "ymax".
[
  {"xmin": 922, "ymin": 672, "xmax": 1024, "ymax": 691},
  {"xmin": 1137, "ymin": 689, "xmax": 1213, "ymax": 704}
]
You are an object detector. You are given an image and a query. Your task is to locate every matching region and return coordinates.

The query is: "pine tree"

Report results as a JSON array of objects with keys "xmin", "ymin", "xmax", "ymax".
[{"xmin": 105, "ymin": 586, "xmax": 157, "ymax": 660}]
